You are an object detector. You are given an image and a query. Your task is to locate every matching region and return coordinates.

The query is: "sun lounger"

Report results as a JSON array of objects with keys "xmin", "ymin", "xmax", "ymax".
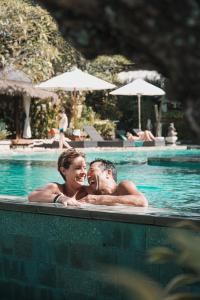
[
  {"xmin": 83, "ymin": 125, "xmax": 104, "ymax": 141},
  {"xmin": 143, "ymin": 137, "xmax": 166, "ymax": 146},
  {"xmin": 33, "ymin": 139, "xmax": 98, "ymax": 149},
  {"xmin": 11, "ymin": 139, "xmax": 34, "ymax": 148},
  {"xmin": 69, "ymin": 141, "xmax": 98, "ymax": 148},
  {"xmin": 116, "ymin": 130, "xmax": 127, "ymax": 141},
  {"xmin": 133, "ymin": 128, "xmax": 141, "ymax": 135}
]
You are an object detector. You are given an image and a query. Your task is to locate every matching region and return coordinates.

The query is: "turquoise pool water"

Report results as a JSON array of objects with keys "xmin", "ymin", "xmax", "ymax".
[{"xmin": 0, "ymin": 149, "xmax": 200, "ymax": 213}]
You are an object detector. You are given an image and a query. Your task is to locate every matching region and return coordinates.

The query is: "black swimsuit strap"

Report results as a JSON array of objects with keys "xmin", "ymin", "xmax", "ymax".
[{"xmin": 62, "ymin": 184, "xmax": 67, "ymax": 196}]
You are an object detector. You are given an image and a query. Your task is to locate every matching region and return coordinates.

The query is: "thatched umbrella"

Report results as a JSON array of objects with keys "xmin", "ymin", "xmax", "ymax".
[{"xmin": 0, "ymin": 67, "xmax": 58, "ymax": 139}]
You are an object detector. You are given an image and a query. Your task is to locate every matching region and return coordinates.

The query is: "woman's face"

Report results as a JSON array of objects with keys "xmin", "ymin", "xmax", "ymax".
[{"xmin": 61, "ymin": 156, "xmax": 87, "ymax": 188}]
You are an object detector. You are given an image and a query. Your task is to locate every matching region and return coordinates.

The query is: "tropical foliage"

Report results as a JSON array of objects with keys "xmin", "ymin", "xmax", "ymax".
[
  {"xmin": 0, "ymin": 0, "xmax": 190, "ymax": 139},
  {"xmin": 0, "ymin": 0, "xmax": 86, "ymax": 138},
  {"xmin": 85, "ymin": 55, "xmax": 133, "ymax": 125},
  {"xmin": 30, "ymin": 101, "xmax": 59, "ymax": 138},
  {"xmin": 86, "ymin": 54, "xmax": 133, "ymax": 83},
  {"xmin": 0, "ymin": 120, "xmax": 10, "ymax": 140},
  {"xmin": 0, "ymin": 0, "xmax": 142, "ymax": 138},
  {"xmin": 1, "ymin": 0, "xmax": 158, "ymax": 138},
  {"xmin": 0, "ymin": 0, "xmax": 85, "ymax": 82}
]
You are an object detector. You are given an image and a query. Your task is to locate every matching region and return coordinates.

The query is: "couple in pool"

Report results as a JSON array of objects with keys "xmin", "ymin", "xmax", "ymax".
[{"xmin": 28, "ymin": 148, "xmax": 148, "ymax": 207}]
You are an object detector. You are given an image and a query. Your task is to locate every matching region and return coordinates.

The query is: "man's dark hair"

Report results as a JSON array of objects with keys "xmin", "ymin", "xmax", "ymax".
[{"xmin": 90, "ymin": 159, "xmax": 117, "ymax": 182}]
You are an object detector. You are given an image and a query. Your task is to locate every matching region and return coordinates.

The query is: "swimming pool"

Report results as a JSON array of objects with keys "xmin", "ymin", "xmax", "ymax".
[{"xmin": 0, "ymin": 148, "xmax": 200, "ymax": 213}]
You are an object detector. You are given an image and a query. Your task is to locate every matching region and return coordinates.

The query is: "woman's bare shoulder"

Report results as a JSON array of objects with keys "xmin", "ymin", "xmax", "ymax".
[{"xmin": 38, "ymin": 182, "xmax": 61, "ymax": 192}]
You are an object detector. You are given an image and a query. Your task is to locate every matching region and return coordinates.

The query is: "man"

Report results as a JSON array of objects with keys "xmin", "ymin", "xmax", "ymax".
[
  {"xmin": 82, "ymin": 159, "xmax": 148, "ymax": 207},
  {"xmin": 58, "ymin": 109, "xmax": 71, "ymax": 149}
]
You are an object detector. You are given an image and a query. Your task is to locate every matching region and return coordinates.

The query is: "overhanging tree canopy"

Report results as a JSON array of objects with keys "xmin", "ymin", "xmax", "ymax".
[
  {"xmin": 0, "ymin": 0, "xmax": 86, "ymax": 83},
  {"xmin": 37, "ymin": 0, "xmax": 200, "ymax": 139}
]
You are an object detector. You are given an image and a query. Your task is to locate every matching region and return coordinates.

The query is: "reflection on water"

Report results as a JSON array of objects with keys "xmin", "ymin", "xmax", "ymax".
[{"xmin": 0, "ymin": 159, "xmax": 57, "ymax": 168}]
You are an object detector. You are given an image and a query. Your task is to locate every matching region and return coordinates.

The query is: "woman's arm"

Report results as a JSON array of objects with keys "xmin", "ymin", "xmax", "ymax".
[
  {"xmin": 28, "ymin": 183, "xmax": 81, "ymax": 207},
  {"xmin": 28, "ymin": 183, "xmax": 61, "ymax": 203}
]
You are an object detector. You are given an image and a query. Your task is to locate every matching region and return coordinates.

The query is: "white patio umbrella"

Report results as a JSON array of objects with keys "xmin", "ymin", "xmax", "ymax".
[
  {"xmin": 37, "ymin": 67, "xmax": 115, "ymax": 127},
  {"xmin": 110, "ymin": 78, "xmax": 165, "ymax": 131},
  {"xmin": 36, "ymin": 67, "xmax": 116, "ymax": 91}
]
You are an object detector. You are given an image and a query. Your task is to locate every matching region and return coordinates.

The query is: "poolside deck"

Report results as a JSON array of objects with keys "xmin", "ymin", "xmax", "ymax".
[
  {"xmin": 0, "ymin": 144, "xmax": 188, "ymax": 155},
  {"xmin": 7, "ymin": 137, "xmax": 168, "ymax": 149},
  {"xmin": 187, "ymin": 145, "xmax": 200, "ymax": 149}
]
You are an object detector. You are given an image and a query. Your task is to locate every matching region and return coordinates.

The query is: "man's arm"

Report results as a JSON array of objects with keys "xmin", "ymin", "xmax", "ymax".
[
  {"xmin": 81, "ymin": 194, "xmax": 147, "ymax": 206},
  {"xmin": 116, "ymin": 180, "xmax": 148, "ymax": 206},
  {"xmin": 82, "ymin": 181, "xmax": 148, "ymax": 207}
]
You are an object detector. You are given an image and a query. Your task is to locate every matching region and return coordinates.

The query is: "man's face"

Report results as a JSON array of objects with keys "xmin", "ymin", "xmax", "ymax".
[{"xmin": 87, "ymin": 162, "xmax": 110, "ymax": 194}]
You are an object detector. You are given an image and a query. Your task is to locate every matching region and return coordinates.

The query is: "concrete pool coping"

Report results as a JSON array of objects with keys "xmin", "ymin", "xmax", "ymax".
[
  {"xmin": 0, "ymin": 145, "xmax": 189, "ymax": 155},
  {"xmin": 0, "ymin": 196, "xmax": 199, "ymax": 227}
]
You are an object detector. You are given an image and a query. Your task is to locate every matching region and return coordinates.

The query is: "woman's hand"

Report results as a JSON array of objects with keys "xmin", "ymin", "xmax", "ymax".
[{"xmin": 57, "ymin": 194, "xmax": 81, "ymax": 207}]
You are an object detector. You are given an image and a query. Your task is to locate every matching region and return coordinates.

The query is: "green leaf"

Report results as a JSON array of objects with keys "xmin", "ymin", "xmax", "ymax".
[
  {"xmin": 174, "ymin": 221, "xmax": 200, "ymax": 231},
  {"xmin": 164, "ymin": 292, "xmax": 200, "ymax": 300},
  {"xmin": 148, "ymin": 247, "xmax": 176, "ymax": 263},
  {"xmin": 165, "ymin": 274, "xmax": 200, "ymax": 293},
  {"xmin": 106, "ymin": 267, "xmax": 164, "ymax": 300},
  {"xmin": 169, "ymin": 231, "xmax": 200, "ymax": 273}
]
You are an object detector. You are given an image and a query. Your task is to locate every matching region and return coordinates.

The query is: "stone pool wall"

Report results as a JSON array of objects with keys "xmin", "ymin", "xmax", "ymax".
[{"xmin": 0, "ymin": 201, "xmax": 199, "ymax": 300}]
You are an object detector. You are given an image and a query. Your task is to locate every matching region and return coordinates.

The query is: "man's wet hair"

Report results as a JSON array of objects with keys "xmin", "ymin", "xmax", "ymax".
[
  {"xmin": 90, "ymin": 159, "xmax": 117, "ymax": 182},
  {"xmin": 58, "ymin": 148, "xmax": 85, "ymax": 180}
]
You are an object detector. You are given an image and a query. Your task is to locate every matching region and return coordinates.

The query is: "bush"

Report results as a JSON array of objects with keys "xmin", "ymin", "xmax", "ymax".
[
  {"xmin": 78, "ymin": 105, "xmax": 116, "ymax": 139},
  {"xmin": 0, "ymin": 120, "xmax": 10, "ymax": 140},
  {"xmin": 95, "ymin": 121, "xmax": 116, "ymax": 139}
]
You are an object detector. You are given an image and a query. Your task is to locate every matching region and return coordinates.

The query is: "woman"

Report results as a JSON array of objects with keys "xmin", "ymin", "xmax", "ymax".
[
  {"xmin": 126, "ymin": 130, "xmax": 155, "ymax": 141},
  {"xmin": 28, "ymin": 148, "xmax": 88, "ymax": 206}
]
